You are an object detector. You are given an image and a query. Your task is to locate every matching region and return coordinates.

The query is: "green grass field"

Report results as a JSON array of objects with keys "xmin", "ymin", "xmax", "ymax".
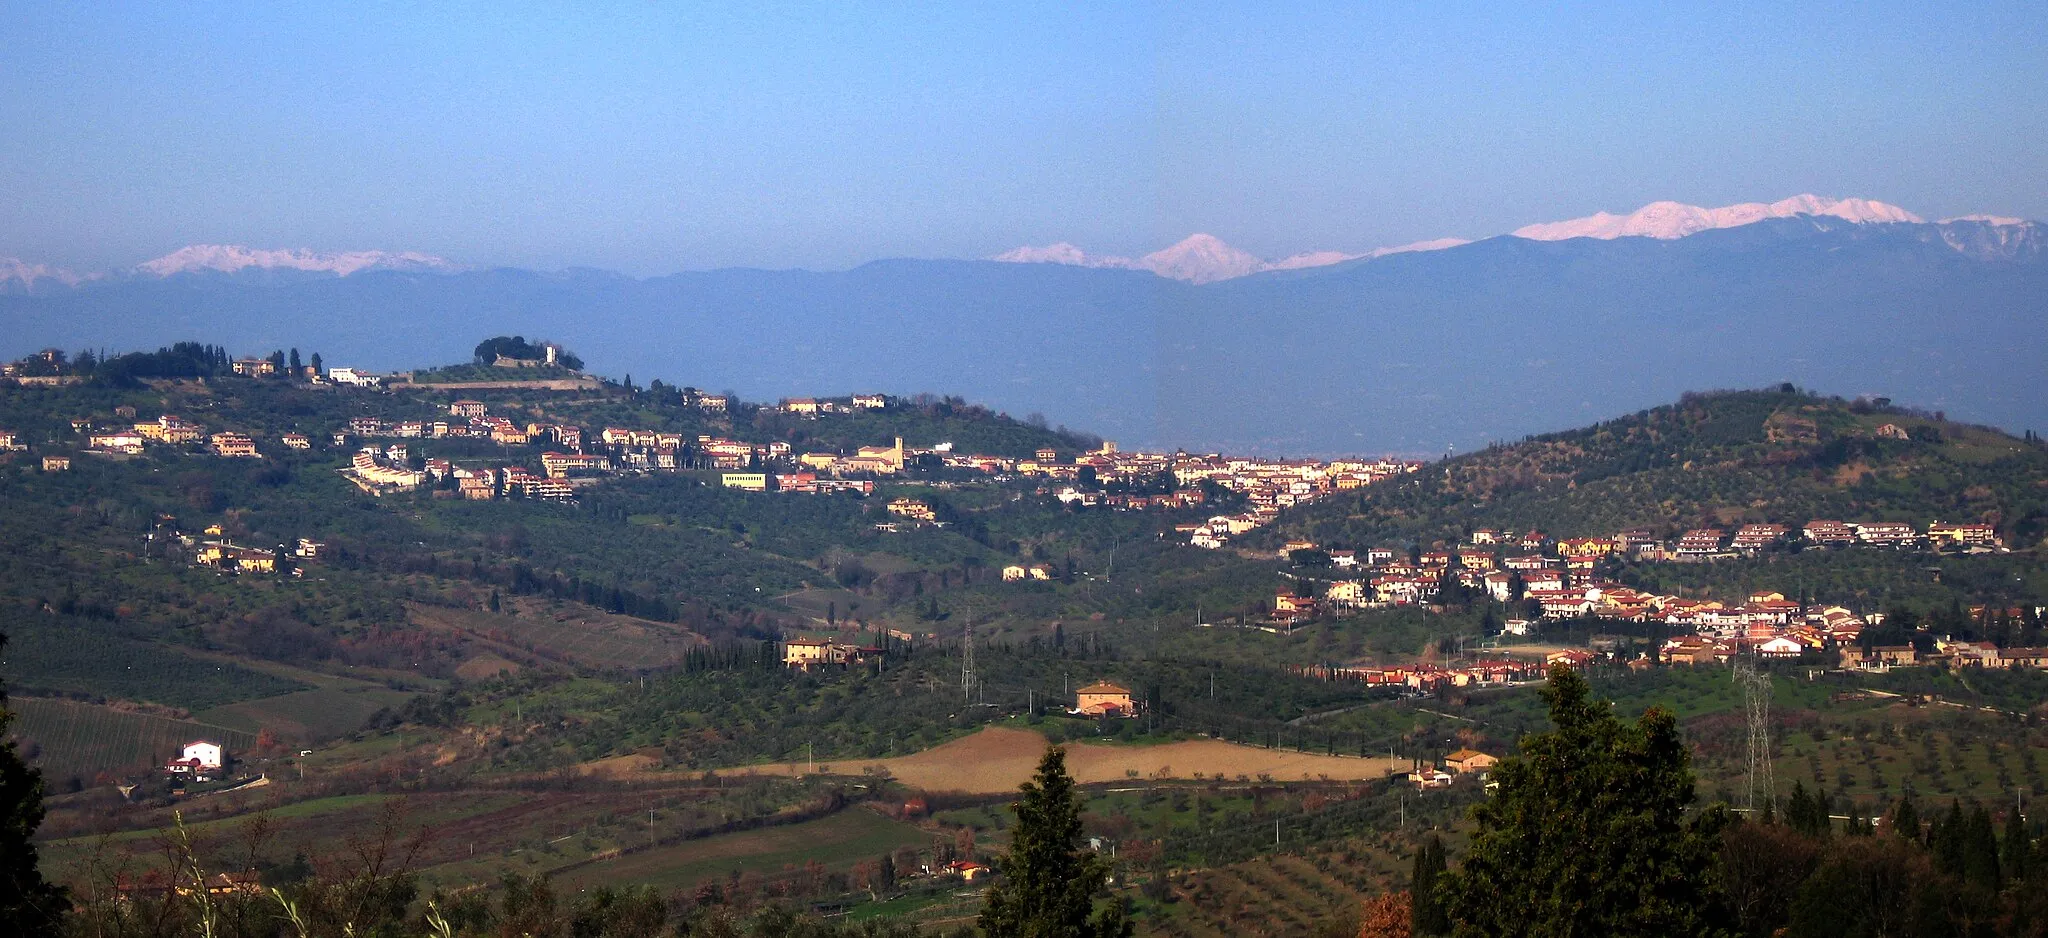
[{"xmin": 8, "ymin": 697, "xmax": 256, "ymax": 785}]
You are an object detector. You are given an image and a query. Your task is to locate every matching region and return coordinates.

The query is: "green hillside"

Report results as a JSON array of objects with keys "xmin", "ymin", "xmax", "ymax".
[{"xmin": 1264, "ymin": 388, "xmax": 2048, "ymax": 551}]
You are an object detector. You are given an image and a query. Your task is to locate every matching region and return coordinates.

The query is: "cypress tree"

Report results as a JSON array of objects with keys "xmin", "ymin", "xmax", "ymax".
[
  {"xmin": 1891, "ymin": 793, "xmax": 1921, "ymax": 842},
  {"xmin": 1931, "ymin": 800, "xmax": 1968, "ymax": 877},
  {"xmin": 1963, "ymin": 802, "xmax": 2001, "ymax": 891},
  {"xmin": 1411, "ymin": 834, "xmax": 1450, "ymax": 936},
  {"xmin": 0, "ymin": 635, "xmax": 67, "ymax": 935},
  {"xmin": 2002, "ymin": 807, "xmax": 2031, "ymax": 884},
  {"xmin": 978, "ymin": 746, "xmax": 1132, "ymax": 938}
]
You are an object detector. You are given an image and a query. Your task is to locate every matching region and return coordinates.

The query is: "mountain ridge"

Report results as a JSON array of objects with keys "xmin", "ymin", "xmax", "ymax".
[{"xmin": 993, "ymin": 195, "xmax": 2035, "ymax": 283}]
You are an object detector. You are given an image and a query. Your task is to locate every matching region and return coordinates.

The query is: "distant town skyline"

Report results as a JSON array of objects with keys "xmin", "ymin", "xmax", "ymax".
[{"xmin": 3, "ymin": 2, "xmax": 2044, "ymax": 275}]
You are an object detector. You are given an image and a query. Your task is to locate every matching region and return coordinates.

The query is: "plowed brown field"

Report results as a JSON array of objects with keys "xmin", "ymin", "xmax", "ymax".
[{"xmin": 587, "ymin": 726, "xmax": 1403, "ymax": 794}]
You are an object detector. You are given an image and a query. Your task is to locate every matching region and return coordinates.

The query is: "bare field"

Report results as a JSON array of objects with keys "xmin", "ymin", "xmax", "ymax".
[{"xmin": 595, "ymin": 727, "xmax": 1404, "ymax": 794}]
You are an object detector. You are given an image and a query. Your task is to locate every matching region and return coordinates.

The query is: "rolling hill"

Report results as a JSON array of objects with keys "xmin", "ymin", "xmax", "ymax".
[{"xmin": 1255, "ymin": 387, "xmax": 2048, "ymax": 552}]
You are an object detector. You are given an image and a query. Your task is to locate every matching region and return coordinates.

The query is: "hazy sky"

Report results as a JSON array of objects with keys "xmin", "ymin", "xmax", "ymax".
[{"xmin": 3, "ymin": 2, "xmax": 2044, "ymax": 274}]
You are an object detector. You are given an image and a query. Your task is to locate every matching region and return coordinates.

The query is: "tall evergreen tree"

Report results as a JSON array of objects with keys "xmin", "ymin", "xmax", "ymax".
[
  {"xmin": 1786, "ymin": 782, "xmax": 1830, "ymax": 839},
  {"xmin": 1410, "ymin": 834, "xmax": 1450, "ymax": 936},
  {"xmin": 1930, "ymin": 800, "xmax": 1967, "ymax": 877},
  {"xmin": 1890, "ymin": 793, "xmax": 1920, "ymax": 842},
  {"xmin": 1962, "ymin": 802, "xmax": 2001, "ymax": 892},
  {"xmin": 978, "ymin": 746, "xmax": 1132, "ymax": 938},
  {"xmin": 0, "ymin": 635, "xmax": 67, "ymax": 935},
  {"xmin": 1438, "ymin": 666, "xmax": 1728, "ymax": 937},
  {"xmin": 2003, "ymin": 807, "xmax": 2032, "ymax": 884}
]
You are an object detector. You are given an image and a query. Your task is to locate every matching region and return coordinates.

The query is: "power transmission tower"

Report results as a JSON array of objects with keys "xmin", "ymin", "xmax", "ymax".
[
  {"xmin": 1734, "ymin": 657, "xmax": 1775, "ymax": 815},
  {"xmin": 961, "ymin": 620, "xmax": 977, "ymax": 703}
]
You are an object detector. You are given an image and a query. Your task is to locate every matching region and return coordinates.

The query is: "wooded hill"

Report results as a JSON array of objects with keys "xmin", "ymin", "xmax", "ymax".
[{"xmin": 1259, "ymin": 388, "xmax": 2048, "ymax": 553}]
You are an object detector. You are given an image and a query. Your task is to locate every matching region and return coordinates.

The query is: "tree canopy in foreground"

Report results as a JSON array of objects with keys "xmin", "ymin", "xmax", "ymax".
[
  {"xmin": 979, "ymin": 745, "xmax": 1131, "ymax": 938},
  {"xmin": 1439, "ymin": 665, "xmax": 1727, "ymax": 938}
]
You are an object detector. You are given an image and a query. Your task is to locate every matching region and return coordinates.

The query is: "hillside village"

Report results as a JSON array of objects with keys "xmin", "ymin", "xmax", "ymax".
[{"xmin": 1271, "ymin": 519, "xmax": 2039, "ymax": 678}]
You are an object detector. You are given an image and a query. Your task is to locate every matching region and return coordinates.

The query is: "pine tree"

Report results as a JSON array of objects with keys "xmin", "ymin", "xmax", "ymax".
[
  {"xmin": 1438, "ymin": 666, "xmax": 1728, "ymax": 937},
  {"xmin": 979, "ymin": 746, "xmax": 1132, "ymax": 938},
  {"xmin": 0, "ymin": 635, "xmax": 67, "ymax": 935}
]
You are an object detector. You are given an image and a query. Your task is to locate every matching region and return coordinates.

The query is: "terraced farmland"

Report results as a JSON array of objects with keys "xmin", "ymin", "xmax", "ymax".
[
  {"xmin": 1160, "ymin": 844, "xmax": 1411, "ymax": 938},
  {"xmin": 7, "ymin": 697, "xmax": 256, "ymax": 785}
]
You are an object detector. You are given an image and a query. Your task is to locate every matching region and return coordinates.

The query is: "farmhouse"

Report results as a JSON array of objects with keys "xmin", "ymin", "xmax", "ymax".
[
  {"xmin": 781, "ymin": 638, "xmax": 873, "ymax": 670},
  {"xmin": 1445, "ymin": 749, "xmax": 1499, "ymax": 775},
  {"xmin": 1074, "ymin": 680, "xmax": 1135, "ymax": 717},
  {"xmin": 164, "ymin": 740, "xmax": 227, "ymax": 780}
]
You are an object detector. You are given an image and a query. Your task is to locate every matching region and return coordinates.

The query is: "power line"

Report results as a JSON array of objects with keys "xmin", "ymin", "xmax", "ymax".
[
  {"xmin": 961, "ymin": 620, "xmax": 977, "ymax": 703},
  {"xmin": 1734, "ymin": 656, "xmax": 1775, "ymax": 814}
]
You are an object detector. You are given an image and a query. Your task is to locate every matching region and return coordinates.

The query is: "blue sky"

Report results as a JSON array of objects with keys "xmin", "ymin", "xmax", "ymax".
[{"xmin": 2, "ymin": 1, "xmax": 2043, "ymax": 274}]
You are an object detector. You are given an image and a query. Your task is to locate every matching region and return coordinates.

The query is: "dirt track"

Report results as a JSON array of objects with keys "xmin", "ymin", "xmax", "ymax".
[{"xmin": 587, "ymin": 727, "xmax": 1404, "ymax": 794}]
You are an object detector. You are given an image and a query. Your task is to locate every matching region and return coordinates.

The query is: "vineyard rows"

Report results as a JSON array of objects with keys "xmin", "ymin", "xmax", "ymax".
[{"xmin": 9, "ymin": 697, "xmax": 257, "ymax": 785}]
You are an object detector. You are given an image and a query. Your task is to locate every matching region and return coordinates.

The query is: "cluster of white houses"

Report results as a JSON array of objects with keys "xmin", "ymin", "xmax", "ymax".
[{"xmin": 1180, "ymin": 458, "xmax": 1420, "ymax": 549}]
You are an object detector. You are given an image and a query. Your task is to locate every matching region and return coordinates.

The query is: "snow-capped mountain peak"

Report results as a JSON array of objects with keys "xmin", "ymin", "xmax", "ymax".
[
  {"xmin": 990, "ymin": 242, "xmax": 1136, "ymax": 270},
  {"xmin": 136, "ymin": 244, "xmax": 462, "ymax": 278},
  {"xmin": 1138, "ymin": 234, "xmax": 1266, "ymax": 284},
  {"xmin": 1939, "ymin": 214, "xmax": 2028, "ymax": 226},
  {"xmin": 0, "ymin": 257, "xmax": 84, "ymax": 291},
  {"xmin": 1511, "ymin": 195, "xmax": 1923, "ymax": 241},
  {"xmin": 991, "ymin": 232, "xmax": 1471, "ymax": 283}
]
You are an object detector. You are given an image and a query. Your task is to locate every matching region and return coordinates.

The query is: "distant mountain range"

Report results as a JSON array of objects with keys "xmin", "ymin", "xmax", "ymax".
[
  {"xmin": 991, "ymin": 233, "xmax": 1470, "ymax": 284},
  {"xmin": 2, "ymin": 200, "xmax": 2043, "ymax": 455},
  {"xmin": 989, "ymin": 195, "xmax": 2020, "ymax": 284},
  {"xmin": 0, "ymin": 244, "xmax": 463, "ymax": 293}
]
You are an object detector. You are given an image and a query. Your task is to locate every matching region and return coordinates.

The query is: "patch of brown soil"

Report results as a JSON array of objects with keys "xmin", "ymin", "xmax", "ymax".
[{"xmin": 589, "ymin": 727, "xmax": 1404, "ymax": 794}]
